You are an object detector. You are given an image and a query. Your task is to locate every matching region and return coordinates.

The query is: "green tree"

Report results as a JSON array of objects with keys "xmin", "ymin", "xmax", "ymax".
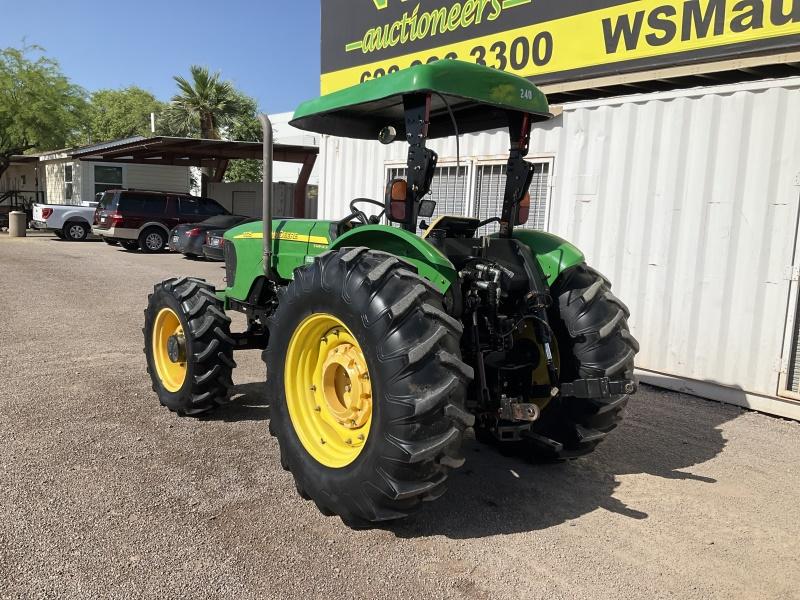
[
  {"xmin": 224, "ymin": 94, "xmax": 263, "ymax": 183},
  {"xmin": 164, "ymin": 65, "xmax": 250, "ymax": 193},
  {"xmin": 166, "ymin": 65, "xmax": 246, "ymax": 139},
  {"xmin": 0, "ymin": 46, "xmax": 87, "ymax": 180},
  {"xmin": 86, "ymin": 86, "xmax": 166, "ymax": 142},
  {"xmin": 164, "ymin": 67, "xmax": 264, "ymax": 190}
]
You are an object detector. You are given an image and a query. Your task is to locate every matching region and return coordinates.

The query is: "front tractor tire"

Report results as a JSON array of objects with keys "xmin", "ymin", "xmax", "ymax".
[
  {"xmin": 143, "ymin": 277, "xmax": 235, "ymax": 416},
  {"xmin": 266, "ymin": 248, "xmax": 474, "ymax": 528},
  {"xmin": 526, "ymin": 264, "xmax": 639, "ymax": 460}
]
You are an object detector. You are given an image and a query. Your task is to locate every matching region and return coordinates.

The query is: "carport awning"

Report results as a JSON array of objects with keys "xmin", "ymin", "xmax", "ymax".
[
  {"xmin": 70, "ymin": 136, "xmax": 318, "ymax": 217},
  {"xmin": 70, "ymin": 136, "xmax": 317, "ymax": 167}
]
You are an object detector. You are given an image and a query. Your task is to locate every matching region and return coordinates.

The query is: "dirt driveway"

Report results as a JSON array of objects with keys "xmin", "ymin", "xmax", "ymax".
[{"xmin": 1, "ymin": 233, "xmax": 798, "ymax": 600}]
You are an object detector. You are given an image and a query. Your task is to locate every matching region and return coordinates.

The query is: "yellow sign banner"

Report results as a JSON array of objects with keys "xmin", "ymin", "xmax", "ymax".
[{"xmin": 322, "ymin": 0, "xmax": 800, "ymax": 94}]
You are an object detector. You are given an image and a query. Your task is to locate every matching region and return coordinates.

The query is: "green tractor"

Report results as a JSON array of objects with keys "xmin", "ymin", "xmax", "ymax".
[{"xmin": 143, "ymin": 61, "xmax": 639, "ymax": 527}]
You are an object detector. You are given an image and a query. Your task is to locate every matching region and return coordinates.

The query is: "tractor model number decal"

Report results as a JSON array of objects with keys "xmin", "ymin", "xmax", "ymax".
[{"xmin": 234, "ymin": 231, "xmax": 330, "ymax": 245}]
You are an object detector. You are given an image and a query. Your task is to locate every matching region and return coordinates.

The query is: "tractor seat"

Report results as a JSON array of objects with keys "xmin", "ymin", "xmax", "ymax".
[{"xmin": 423, "ymin": 215, "xmax": 481, "ymax": 239}]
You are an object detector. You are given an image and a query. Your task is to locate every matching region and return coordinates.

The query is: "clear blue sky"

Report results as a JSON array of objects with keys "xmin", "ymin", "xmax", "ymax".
[{"xmin": 1, "ymin": 0, "xmax": 322, "ymax": 113}]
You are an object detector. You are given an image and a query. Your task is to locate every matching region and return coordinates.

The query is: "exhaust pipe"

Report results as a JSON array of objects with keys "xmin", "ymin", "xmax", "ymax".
[{"xmin": 258, "ymin": 114, "xmax": 273, "ymax": 278}]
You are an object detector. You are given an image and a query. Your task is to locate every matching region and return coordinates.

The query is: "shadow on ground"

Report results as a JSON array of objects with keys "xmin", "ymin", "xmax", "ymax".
[
  {"xmin": 201, "ymin": 382, "xmax": 271, "ymax": 422},
  {"xmin": 387, "ymin": 384, "xmax": 739, "ymax": 539},
  {"xmin": 199, "ymin": 380, "xmax": 739, "ymax": 539}
]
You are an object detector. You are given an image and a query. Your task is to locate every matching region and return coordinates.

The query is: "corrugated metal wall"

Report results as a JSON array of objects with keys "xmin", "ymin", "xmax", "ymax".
[
  {"xmin": 317, "ymin": 77, "xmax": 800, "ymax": 407},
  {"xmin": 556, "ymin": 79, "xmax": 800, "ymax": 401}
]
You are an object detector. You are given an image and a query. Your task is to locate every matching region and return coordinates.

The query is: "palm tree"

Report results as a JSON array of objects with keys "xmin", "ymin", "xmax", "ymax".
[{"xmin": 167, "ymin": 66, "xmax": 244, "ymax": 193}]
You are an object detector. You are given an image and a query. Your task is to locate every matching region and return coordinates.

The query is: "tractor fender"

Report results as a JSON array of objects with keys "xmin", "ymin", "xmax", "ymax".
[
  {"xmin": 329, "ymin": 225, "xmax": 457, "ymax": 293},
  {"xmin": 510, "ymin": 229, "xmax": 586, "ymax": 286}
]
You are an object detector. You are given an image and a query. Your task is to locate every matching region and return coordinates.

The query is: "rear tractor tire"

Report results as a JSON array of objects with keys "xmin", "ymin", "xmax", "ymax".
[
  {"xmin": 143, "ymin": 277, "xmax": 235, "ymax": 416},
  {"xmin": 525, "ymin": 264, "xmax": 639, "ymax": 460},
  {"xmin": 266, "ymin": 248, "xmax": 474, "ymax": 528}
]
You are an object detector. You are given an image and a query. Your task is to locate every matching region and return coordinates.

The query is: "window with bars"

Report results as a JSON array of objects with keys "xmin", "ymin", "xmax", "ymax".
[
  {"xmin": 385, "ymin": 160, "xmax": 552, "ymax": 232},
  {"xmin": 474, "ymin": 162, "xmax": 550, "ymax": 235}
]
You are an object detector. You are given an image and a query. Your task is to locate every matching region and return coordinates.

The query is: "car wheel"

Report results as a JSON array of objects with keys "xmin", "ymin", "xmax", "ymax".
[
  {"xmin": 64, "ymin": 222, "xmax": 89, "ymax": 241},
  {"xmin": 140, "ymin": 228, "xmax": 167, "ymax": 253}
]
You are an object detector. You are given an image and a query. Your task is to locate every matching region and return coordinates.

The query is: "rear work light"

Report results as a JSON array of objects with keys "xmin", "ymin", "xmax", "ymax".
[
  {"xmin": 187, "ymin": 227, "xmax": 202, "ymax": 238},
  {"xmin": 41, "ymin": 208, "xmax": 53, "ymax": 219}
]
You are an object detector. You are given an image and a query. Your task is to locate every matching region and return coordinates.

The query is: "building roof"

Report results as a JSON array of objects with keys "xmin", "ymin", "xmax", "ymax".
[
  {"xmin": 69, "ymin": 136, "xmax": 318, "ymax": 167},
  {"xmin": 9, "ymin": 155, "xmax": 40, "ymax": 164},
  {"xmin": 73, "ymin": 136, "xmax": 147, "ymax": 155}
]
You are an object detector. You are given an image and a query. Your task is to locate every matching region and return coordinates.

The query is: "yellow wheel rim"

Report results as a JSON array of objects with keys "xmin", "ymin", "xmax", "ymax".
[
  {"xmin": 152, "ymin": 307, "xmax": 188, "ymax": 393},
  {"xmin": 285, "ymin": 313, "xmax": 373, "ymax": 468}
]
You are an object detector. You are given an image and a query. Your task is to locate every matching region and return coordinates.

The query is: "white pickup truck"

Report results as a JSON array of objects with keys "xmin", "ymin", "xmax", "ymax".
[{"xmin": 32, "ymin": 202, "xmax": 99, "ymax": 241}]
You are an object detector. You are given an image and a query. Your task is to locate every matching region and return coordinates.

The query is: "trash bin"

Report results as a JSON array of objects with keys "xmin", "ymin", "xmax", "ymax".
[{"xmin": 8, "ymin": 211, "xmax": 27, "ymax": 237}]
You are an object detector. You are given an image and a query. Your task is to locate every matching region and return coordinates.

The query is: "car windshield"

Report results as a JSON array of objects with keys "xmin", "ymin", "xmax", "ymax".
[
  {"xmin": 97, "ymin": 192, "xmax": 118, "ymax": 211},
  {"xmin": 200, "ymin": 215, "xmax": 247, "ymax": 227}
]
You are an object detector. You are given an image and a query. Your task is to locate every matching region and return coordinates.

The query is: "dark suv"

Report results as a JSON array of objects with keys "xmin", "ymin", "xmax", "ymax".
[{"xmin": 92, "ymin": 190, "xmax": 229, "ymax": 252}]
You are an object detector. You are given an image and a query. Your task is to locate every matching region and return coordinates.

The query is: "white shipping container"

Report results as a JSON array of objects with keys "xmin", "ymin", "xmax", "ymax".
[{"xmin": 316, "ymin": 77, "xmax": 800, "ymax": 420}]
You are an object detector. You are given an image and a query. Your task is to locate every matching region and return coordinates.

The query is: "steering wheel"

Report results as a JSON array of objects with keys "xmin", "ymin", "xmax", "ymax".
[{"xmin": 349, "ymin": 198, "xmax": 386, "ymax": 225}]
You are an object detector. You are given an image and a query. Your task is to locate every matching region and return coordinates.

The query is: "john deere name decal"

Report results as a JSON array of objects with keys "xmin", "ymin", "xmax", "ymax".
[{"xmin": 321, "ymin": 0, "xmax": 800, "ymax": 93}]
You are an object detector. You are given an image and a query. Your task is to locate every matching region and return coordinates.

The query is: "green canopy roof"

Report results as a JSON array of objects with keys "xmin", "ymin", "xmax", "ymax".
[{"xmin": 291, "ymin": 60, "xmax": 551, "ymax": 140}]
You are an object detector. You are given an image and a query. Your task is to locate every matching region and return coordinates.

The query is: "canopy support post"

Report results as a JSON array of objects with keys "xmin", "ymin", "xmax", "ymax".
[
  {"xmin": 499, "ymin": 112, "xmax": 534, "ymax": 239},
  {"xmin": 293, "ymin": 154, "xmax": 316, "ymax": 218},
  {"xmin": 401, "ymin": 93, "xmax": 437, "ymax": 233}
]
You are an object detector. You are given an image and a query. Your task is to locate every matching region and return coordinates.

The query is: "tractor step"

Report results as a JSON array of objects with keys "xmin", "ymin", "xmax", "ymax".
[
  {"xmin": 230, "ymin": 331, "xmax": 269, "ymax": 351},
  {"xmin": 559, "ymin": 377, "xmax": 637, "ymax": 399},
  {"xmin": 522, "ymin": 431, "xmax": 564, "ymax": 453},
  {"xmin": 574, "ymin": 424, "xmax": 606, "ymax": 443}
]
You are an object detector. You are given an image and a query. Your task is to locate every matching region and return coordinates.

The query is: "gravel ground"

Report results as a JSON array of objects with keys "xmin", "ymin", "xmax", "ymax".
[{"xmin": 1, "ymin": 233, "xmax": 799, "ymax": 600}]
